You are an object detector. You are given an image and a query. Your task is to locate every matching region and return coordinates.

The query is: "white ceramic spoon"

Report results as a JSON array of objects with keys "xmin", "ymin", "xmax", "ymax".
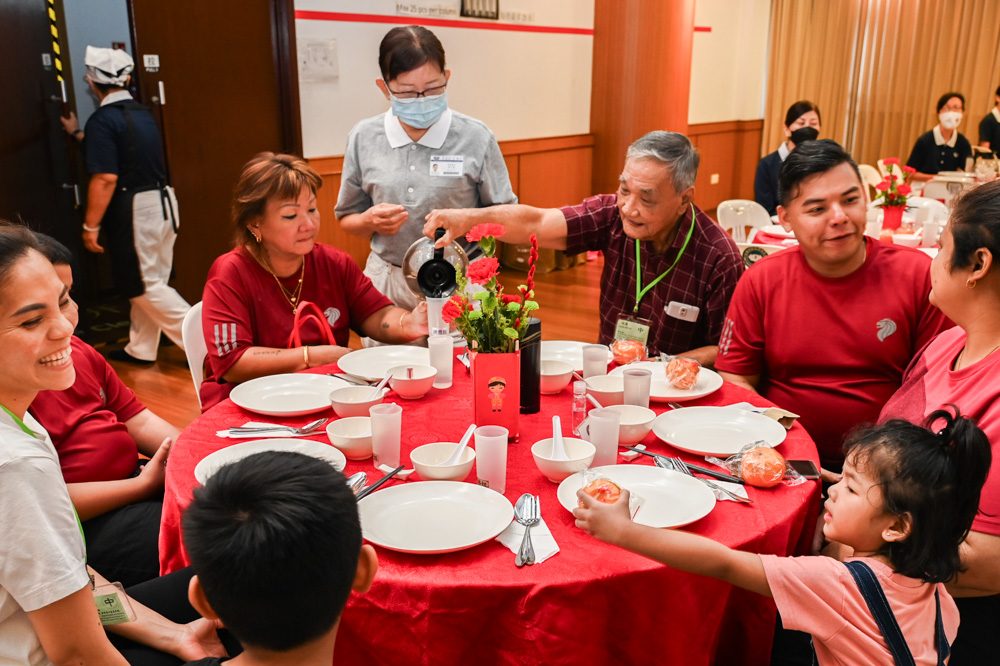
[
  {"xmin": 440, "ymin": 423, "xmax": 477, "ymax": 467},
  {"xmin": 551, "ymin": 415, "xmax": 569, "ymax": 460}
]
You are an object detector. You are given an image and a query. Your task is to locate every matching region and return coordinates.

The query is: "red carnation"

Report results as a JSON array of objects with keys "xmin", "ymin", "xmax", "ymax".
[
  {"xmin": 883, "ymin": 157, "xmax": 900, "ymax": 166},
  {"xmin": 466, "ymin": 257, "xmax": 500, "ymax": 284},
  {"xmin": 902, "ymin": 165, "xmax": 916, "ymax": 174},
  {"xmin": 441, "ymin": 296, "xmax": 465, "ymax": 323},
  {"xmin": 896, "ymin": 184, "xmax": 912, "ymax": 196},
  {"xmin": 875, "ymin": 181, "xmax": 890, "ymax": 191},
  {"xmin": 466, "ymin": 223, "xmax": 507, "ymax": 242},
  {"xmin": 501, "ymin": 293, "xmax": 520, "ymax": 305}
]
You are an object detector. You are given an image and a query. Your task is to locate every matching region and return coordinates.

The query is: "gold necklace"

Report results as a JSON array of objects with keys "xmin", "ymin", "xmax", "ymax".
[
  {"xmin": 955, "ymin": 342, "xmax": 1000, "ymax": 371},
  {"xmin": 261, "ymin": 255, "xmax": 305, "ymax": 312}
]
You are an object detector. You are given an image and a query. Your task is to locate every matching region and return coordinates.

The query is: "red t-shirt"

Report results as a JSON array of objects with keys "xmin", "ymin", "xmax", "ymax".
[
  {"xmin": 29, "ymin": 336, "xmax": 146, "ymax": 483},
  {"xmin": 715, "ymin": 239, "xmax": 951, "ymax": 468},
  {"xmin": 200, "ymin": 244, "xmax": 393, "ymax": 409},
  {"xmin": 880, "ymin": 326, "xmax": 1000, "ymax": 536}
]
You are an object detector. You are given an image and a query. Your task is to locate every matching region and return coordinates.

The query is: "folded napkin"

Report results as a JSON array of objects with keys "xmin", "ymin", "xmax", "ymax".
[
  {"xmin": 496, "ymin": 517, "xmax": 560, "ymax": 563},
  {"xmin": 216, "ymin": 421, "xmax": 311, "ymax": 439},
  {"xmin": 707, "ymin": 479, "xmax": 750, "ymax": 502},
  {"xmin": 728, "ymin": 402, "xmax": 800, "ymax": 430}
]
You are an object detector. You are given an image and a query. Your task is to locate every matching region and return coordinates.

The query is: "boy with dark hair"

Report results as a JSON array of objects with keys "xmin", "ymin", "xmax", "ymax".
[{"xmin": 181, "ymin": 451, "xmax": 378, "ymax": 666}]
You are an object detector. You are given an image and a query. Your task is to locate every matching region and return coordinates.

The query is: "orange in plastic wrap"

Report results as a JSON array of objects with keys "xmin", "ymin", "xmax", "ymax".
[
  {"xmin": 578, "ymin": 478, "xmax": 622, "ymax": 507},
  {"xmin": 739, "ymin": 447, "xmax": 787, "ymax": 488},
  {"xmin": 612, "ymin": 339, "xmax": 646, "ymax": 365},
  {"xmin": 665, "ymin": 356, "xmax": 700, "ymax": 390}
]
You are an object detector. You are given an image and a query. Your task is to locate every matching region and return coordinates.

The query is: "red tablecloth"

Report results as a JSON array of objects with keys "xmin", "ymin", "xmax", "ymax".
[
  {"xmin": 160, "ymin": 360, "xmax": 821, "ymax": 665},
  {"xmin": 750, "ymin": 230, "xmax": 797, "ymax": 246}
]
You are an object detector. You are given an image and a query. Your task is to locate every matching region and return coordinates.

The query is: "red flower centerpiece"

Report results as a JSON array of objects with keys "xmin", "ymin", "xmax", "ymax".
[{"xmin": 874, "ymin": 159, "xmax": 911, "ymax": 231}]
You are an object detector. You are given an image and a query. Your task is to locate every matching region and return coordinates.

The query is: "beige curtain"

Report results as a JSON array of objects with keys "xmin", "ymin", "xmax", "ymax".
[{"xmin": 764, "ymin": 0, "xmax": 1000, "ymax": 167}]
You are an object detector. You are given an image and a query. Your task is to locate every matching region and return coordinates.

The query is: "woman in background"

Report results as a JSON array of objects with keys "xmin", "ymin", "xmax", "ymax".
[{"xmin": 754, "ymin": 100, "xmax": 821, "ymax": 215}]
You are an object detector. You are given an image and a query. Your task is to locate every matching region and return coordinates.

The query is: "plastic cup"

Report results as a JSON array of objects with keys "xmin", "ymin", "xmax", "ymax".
[
  {"xmin": 474, "ymin": 425, "xmax": 508, "ymax": 493},
  {"xmin": 622, "ymin": 368, "xmax": 652, "ymax": 409},
  {"xmin": 580, "ymin": 408, "xmax": 620, "ymax": 467},
  {"xmin": 428, "ymin": 334, "xmax": 453, "ymax": 389},
  {"xmin": 369, "ymin": 403, "xmax": 402, "ymax": 468},
  {"xmin": 582, "ymin": 344, "xmax": 609, "ymax": 379},
  {"xmin": 922, "ymin": 221, "xmax": 941, "ymax": 248},
  {"xmin": 426, "ymin": 296, "xmax": 449, "ymax": 336}
]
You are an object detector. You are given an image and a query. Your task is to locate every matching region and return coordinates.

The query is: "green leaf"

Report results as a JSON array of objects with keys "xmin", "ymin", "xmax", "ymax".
[{"xmin": 503, "ymin": 327, "xmax": 518, "ymax": 338}]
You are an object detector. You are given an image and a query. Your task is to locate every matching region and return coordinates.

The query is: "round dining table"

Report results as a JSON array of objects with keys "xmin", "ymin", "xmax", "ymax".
[{"xmin": 160, "ymin": 354, "xmax": 822, "ymax": 665}]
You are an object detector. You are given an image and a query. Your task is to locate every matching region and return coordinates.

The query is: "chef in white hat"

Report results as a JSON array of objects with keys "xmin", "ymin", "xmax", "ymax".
[{"xmin": 60, "ymin": 46, "xmax": 190, "ymax": 364}]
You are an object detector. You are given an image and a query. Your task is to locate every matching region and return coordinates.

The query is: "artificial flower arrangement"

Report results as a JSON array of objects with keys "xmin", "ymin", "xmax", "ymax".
[
  {"xmin": 442, "ymin": 223, "xmax": 539, "ymax": 353},
  {"xmin": 873, "ymin": 158, "xmax": 915, "ymax": 208}
]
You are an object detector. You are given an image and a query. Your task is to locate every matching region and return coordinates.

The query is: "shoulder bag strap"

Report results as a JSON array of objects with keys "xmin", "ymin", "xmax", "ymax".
[
  {"xmin": 286, "ymin": 301, "xmax": 336, "ymax": 349},
  {"xmin": 844, "ymin": 560, "xmax": 916, "ymax": 666}
]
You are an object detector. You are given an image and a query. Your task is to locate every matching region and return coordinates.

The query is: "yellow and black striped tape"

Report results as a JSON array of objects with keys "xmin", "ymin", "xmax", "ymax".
[{"xmin": 46, "ymin": 0, "xmax": 63, "ymax": 81}]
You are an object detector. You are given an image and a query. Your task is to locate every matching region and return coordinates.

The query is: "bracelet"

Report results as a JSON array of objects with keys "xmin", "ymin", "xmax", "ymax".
[
  {"xmin": 399, "ymin": 311, "xmax": 409, "ymax": 334},
  {"xmin": 302, "ymin": 345, "xmax": 310, "ymax": 368},
  {"xmin": 73, "ymin": 129, "xmax": 83, "ymax": 137},
  {"xmin": 82, "ymin": 224, "xmax": 101, "ymax": 232}
]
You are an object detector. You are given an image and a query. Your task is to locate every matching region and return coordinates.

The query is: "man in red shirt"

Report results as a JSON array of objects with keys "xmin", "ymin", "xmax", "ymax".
[
  {"xmin": 715, "ymin": 140, "xmax": 951, "ymax": 478},
  {"xmin": 424, "ymin": 131, "xmax": 744, "ymax": 366}
]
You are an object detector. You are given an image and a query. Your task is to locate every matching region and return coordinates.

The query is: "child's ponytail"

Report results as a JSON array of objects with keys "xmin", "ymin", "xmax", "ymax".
[{"xmin": 927, "ymin": 406, "xmax": 992, "ymax": 544}]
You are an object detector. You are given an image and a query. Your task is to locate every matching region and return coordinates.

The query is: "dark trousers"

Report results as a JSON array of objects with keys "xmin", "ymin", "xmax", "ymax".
[
  {"xmin": 83, "ymin": 498, "xmax": 163, "ymax": 587},
  {"xmin": 949, "ymin": 594, "xmax": 1000, "ymax": 665}
]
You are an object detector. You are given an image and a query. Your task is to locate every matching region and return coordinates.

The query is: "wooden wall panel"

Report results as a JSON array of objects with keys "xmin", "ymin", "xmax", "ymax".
[
  {"xmin": 688, "ymin": 119, "xmax": 764, "ymax": 211},
  {"xmin": 518, "ymin": 147, "xmax": 594, "ymax": 206}
]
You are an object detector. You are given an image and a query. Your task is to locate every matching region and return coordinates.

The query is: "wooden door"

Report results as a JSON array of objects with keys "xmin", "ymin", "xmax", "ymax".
[{"xmin": 127, "ymin": 0, "xmax": 300, "ymax": 302}]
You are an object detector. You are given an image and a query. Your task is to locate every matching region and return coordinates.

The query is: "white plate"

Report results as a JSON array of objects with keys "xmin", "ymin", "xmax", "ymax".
[
  {"xmin": 652, "ymin": 406, "xmax": 787, "ymax": 456},
  {"xmin": 609, "ymin": 361, "xmax": 723, "ymax": 402},
  {"xmin": 558, "ymin": 464, "xmax": 716, "ymax": 528},
  {"xmin": 230, "ymin": 374, "xmax": 349, "ymax": 417},
  {"xmin": 194, "ymin": 438, "xmax": 347, "ymax": 485},
  {"xmin": 337, "ymin": 346, "xmax": 431, "ymax": 382},
  {"xmin": 759, "ymin": 224, "xmax": 795, "ymax": 239},
  {"xmin": 358, "ymin": 482, "xmax": 514, "ymax": 554},
  {"xmin": 541, "ymin": 340, "xmax": 613, "ymax": 373}
]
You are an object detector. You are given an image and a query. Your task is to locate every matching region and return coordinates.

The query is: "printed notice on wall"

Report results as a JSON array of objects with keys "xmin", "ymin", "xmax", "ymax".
[
  {"xmin": 396, "ymin": 1, "xmax": 459, "ymax": 18},
  {"xmin": 298, "ymin": 39, "xmax": 339, "ymax": 83}
]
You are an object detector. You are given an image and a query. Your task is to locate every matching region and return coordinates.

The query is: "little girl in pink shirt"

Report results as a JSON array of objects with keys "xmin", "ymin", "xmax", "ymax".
[{"xmin": 575, "ymin": 407, "xmax": 990, "ymax": 665}]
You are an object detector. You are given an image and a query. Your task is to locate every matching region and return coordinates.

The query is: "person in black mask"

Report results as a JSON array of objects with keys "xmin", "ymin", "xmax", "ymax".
[{"xmin": 754, "ymin": 101, "xmax": 821, "ymax": 216}]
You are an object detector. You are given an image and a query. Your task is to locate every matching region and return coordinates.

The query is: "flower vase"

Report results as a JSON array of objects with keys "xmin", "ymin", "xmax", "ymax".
[
  {"xmin": 470, "ymin": 349, "xmax": 520, "ymax": 440},
  {"xmin": 882, "ymin": 206, "xmax": 904, "ymax": 231}
]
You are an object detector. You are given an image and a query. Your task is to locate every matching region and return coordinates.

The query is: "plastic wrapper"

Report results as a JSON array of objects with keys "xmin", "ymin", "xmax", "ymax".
[
  {"xmin": 706, "ymin": 441, "xmax": 804, "ymax": 488},
  {"xmin": 577, "ymin": 470, "xmax": 644, "ymax": 518},
  {"xmin": 611, "ymin": 339, "xmax": 647, "ymax": 366},
  {"xmin": 663, "ymin": 355, "xmax": 700, "ymax": 390}
]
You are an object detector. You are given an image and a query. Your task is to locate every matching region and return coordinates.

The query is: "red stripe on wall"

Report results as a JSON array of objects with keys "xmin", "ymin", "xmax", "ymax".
[
  {"xmin": 694, "ymin": 26, "xmax": 712, "ymax": 32},
  {"xmin": 294, "ymin": 10, "xmax": 595, "ymax": 36}
]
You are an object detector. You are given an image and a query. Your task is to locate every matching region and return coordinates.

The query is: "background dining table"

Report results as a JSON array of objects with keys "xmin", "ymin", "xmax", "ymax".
[{"xmin": 160, "ymin": 354, "xmax": 822, "ymax": 665}]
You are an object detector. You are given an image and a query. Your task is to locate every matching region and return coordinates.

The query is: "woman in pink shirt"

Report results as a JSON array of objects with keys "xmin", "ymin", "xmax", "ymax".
[
  {"xmin": 575, "ymin": 409, "xmax": 990, "ymax": 665},
  {"xmin": 880, "ymin": 179, "xmax": 1000, "ymax": 663}
]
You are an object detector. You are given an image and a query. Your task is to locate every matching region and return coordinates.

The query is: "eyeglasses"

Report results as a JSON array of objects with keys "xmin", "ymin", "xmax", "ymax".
[{"xmin": 384, "ymin": 81, "xmax": 447, "ymax": 99}]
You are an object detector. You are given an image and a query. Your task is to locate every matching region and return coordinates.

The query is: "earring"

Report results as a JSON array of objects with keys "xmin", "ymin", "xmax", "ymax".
[
  {"xmin": 251, "ymin": 229, "xmax": 261, "ymax": 243},
  {"xmin": 967, "ymin": 279, "xmax": 977, "ymax": 289}
]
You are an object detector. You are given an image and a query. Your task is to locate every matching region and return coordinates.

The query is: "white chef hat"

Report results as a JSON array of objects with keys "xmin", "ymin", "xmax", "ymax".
[{"xmin": 84, "ymin": 46, "xmax": 134, "ymax": 87}]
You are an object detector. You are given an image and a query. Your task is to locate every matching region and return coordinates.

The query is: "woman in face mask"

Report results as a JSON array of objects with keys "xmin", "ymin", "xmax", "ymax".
[
  {"xmin": 336, "ymin": 26, "xmax": 517, "ymax": 341},
  {"xmin": 906, "ymin": 92, "xmax": 973, "ymax": 182},
  {"xmin": 754, "ymin": 100, "xmax": 821, "ymax": 216}
]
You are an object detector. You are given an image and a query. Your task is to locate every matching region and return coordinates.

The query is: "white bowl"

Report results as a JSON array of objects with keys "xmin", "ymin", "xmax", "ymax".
[
  {"xmin": 892, "ymin": 233, "xmax": 920, "ymax": 247},
  {"xmin": 605, "ymin": 404, "xmax": 656, "ymax": 444},
  {"xmin": 326, "ymin": 417, "xmax": 373, "ymax": 460},
  {"xmin": 585, "ymin": 375, "xmax": 625, "ymax": 406},
  {"xmin": 531, "ymin": 437, "xmax": 596, "ymax": 483},
  {"xmin": 329, "ymin": 386, "xmax": 388, "ymax": 418},
  {"xmin": 540, "ymin": 360, "xmax": 574, "ymax": 394},
  {"xmin": 410, "ymin": 442, "xmax": 476, "ymax": 481},
  {"xmin": 387, "ymin": 364, "xmax": 438, "ymax": 400}
]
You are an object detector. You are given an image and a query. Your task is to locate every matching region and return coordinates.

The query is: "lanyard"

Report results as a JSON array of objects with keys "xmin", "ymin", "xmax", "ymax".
[
  {"xmin": 1, "ymin": 403, "xmax": 88, "ymax": 559},
  {"xmin": 633, "ymin": 203, "xmax": 696, "ymax": 313}
]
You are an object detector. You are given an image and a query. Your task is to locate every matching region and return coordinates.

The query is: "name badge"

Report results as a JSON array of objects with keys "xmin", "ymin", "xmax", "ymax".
[
  {"xmin": 614, "ymin": 315, "xmax": 651, "ymax": 345},
  {"xmin": 430, "ymin": 155, "xmax": 464, "ymax": 177}
]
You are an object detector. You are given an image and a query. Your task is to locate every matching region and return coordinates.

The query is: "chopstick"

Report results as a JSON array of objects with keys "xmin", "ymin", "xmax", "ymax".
[
  {"xmin": 355, "ymin": 465, "xmax": 405, "ymax": 500},
  {"xmin": 623, "ymin": 447, "xmax": 745, "ymax": 485}
]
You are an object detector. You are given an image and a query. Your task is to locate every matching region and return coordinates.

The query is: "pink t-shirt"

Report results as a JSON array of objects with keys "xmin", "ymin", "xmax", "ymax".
[
  {"xmin": 29, "ymin": 336, "xmax": 146, "ymax": 483},
  {"xmin": 879, "ymin": 325, "xmax": 1000, "ymax": 536},
  {"xmin": 715, "ymin": 239, "xmax": 951, "ymax": 467},
  {"xmin": 760, "ymin": 555, "xmax": 958, "ymax": 665},
  {"xmin": 200, "ymin": 244, "xmax": 393, "ymax": 410}
]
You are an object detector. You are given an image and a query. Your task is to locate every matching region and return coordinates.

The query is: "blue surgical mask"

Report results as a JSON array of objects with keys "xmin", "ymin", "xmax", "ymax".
[{"xmin": 390, "ymin": 92, "xmax": 448, "ymax": 129}]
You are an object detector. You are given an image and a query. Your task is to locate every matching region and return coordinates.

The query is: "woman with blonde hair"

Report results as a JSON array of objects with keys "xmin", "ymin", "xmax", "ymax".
[{"xmin": 200, "ymin": 152, "xmax": 427, "ymax": 409}]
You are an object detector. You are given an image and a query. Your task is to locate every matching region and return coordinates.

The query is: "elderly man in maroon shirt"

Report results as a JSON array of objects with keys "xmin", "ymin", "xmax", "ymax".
[{"xmin": 424, "ymin": 131, "xmax": 743, "ymax": 366}]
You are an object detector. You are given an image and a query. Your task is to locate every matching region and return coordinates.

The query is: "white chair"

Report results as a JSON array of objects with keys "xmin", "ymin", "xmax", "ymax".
[
  {"xmin": 181, "ymin": 301, "xmax": 207, "ymax": 409},
  {"xmin": 858, "ymin": 164, "xmax": 883, "ymax": 204},
  {"xmin": 717, "ymin": 199, "xmax": 771, "ymax": 243},
  {"xmin": 735, "ymin": 242, "xmax": 788, "ymax": 269},
  {"xmin": 876, "ymin": 159, "xmax": 892, "ymax": 179},
  {"xmin": 906, "ymin": 197, "xmax": 949, "ymax": 224}
]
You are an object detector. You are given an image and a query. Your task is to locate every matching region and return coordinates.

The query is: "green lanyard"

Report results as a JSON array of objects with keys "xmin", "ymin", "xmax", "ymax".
[
  {"xmin": 633, "ymin": 203, "xmax": 696, "ymax": 313},
  {"xmin": 1, "ymin": 403, "xmax": 87, "ymax": 559}
]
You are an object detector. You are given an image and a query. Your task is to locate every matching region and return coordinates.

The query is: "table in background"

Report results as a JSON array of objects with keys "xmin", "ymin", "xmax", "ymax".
[{"xmin": 160, "ymin": 360, "xmax": 822, "ymax": 665}]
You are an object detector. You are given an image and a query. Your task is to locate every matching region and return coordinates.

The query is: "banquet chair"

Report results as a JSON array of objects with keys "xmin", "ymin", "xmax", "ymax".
[
  {"xmin": 858, "ymin": 164, "xmax": 882, "ymax": 203},
  {"xmin": 735, "ymin": 242, "xmax": 787, "ymax": 269},
  {"xmin": 717, "ymin": 199, "xmax": 770, "ymax": 243},
  {"xmin": 906, "ymin": 197, "xmax": 949, "ymax": 224},
  {"xmin": 182, "ymin": 301, "xmax": 207, "ymax": 408},
  {"xmin": 921, "ymin": 180, "xmax": 969, "ymax": 205},
  {"xmin": 876, "ymin": 159, "xmax": 892, "ymax": 178}
]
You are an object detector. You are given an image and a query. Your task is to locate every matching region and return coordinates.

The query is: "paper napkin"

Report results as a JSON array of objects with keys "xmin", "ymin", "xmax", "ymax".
[
  {"xmin": 496, "ymin": 517, "xmax": 560, "ymax": 563},
  {"xmin": 708, "ymin": 479, "xmax": 750, "ymax": 502}
]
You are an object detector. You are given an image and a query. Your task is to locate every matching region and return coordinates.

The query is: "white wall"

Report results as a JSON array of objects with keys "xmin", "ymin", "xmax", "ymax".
[
  {"xmin": 62, "ymin": 0, "xmax": 131, "ymax": 127},
  {"xmin": 688, "ymin": 0, "xmax": 771, "ymax": 125},
  {"xmin": 295, "ymin": 0, "xmax": 594, "ymax": 158}
]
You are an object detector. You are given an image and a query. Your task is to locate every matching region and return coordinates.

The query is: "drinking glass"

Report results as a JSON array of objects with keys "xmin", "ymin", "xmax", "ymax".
[
  {"xmin": 474, "ymin": 425, "xmax": 509, "ymax": 493},
  {"xmin": 428, "ymin": 334, "xmax": 453, "ymax": 389},
  {"xmin": 582, "ymin": 344, "xmax": 609, "ymax": 379},
  {"xmin": 623, "ymin": 368, "xmax": 652, "ymax": 409},
  {"xmin": 369, "ymin": 403, "xmax": 402, "ymax": 468},
  {"xmin": 583, "ymin": 408, "xmax": 620, "ymax": 467}
]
